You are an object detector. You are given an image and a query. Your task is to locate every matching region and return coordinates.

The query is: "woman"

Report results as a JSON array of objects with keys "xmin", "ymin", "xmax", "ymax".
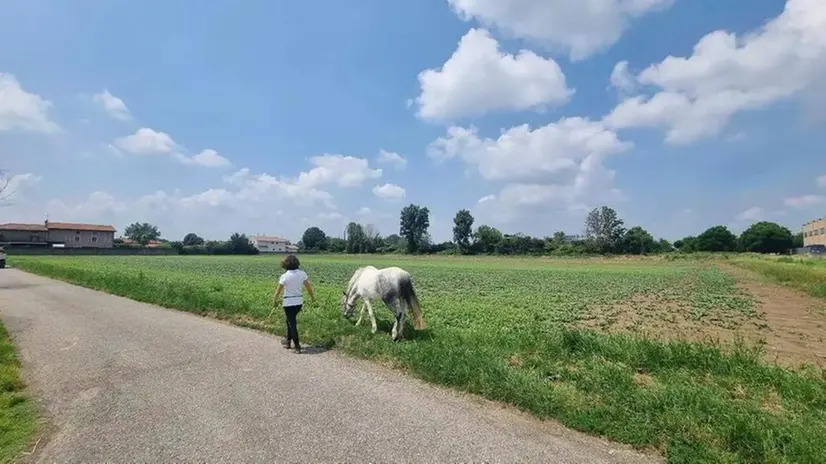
[{"xmin": 272, "ymin": 254, "xmax": 316, "ymax": 353}]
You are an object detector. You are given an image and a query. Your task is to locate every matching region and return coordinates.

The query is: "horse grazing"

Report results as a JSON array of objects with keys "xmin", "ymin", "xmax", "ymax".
[{"xmin": 341, "ymin": 266, "xmax": 425, "ymax": 340}]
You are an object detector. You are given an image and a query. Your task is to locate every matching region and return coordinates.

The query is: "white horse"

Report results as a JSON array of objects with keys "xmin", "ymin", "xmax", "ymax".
[{"xmin": 341, "ymin": 266, "xmax": 425, "ymax": 340}]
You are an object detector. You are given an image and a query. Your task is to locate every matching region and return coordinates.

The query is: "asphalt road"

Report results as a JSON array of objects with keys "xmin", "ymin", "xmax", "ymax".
[{"xmin": 0, "ymin": 269, "xmax": 658, "ymax": 463}]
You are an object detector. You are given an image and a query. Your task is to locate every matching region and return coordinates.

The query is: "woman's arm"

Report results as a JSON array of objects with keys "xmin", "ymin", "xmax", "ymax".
[
  {"xmin": 303, "ymin": 279, "xmax": 316, "ymax": 304},
  {"xmin": 273, "ymin": 283, "xmax": 284, "ymax": 306}
]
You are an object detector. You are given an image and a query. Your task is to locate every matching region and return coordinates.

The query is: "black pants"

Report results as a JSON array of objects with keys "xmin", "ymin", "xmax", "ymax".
[{"xmin": 284, "ymin": 304, "xmax": 303, "ymax": 345}]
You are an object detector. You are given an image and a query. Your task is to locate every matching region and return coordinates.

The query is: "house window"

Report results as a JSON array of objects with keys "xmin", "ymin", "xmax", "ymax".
[
  {"xmin": 75, "ymin": 236, "xmax": 80, "ymax": 242},
  {"xmin": 92, "ymin": 236, "xmax": 98, "ymax": 243}
]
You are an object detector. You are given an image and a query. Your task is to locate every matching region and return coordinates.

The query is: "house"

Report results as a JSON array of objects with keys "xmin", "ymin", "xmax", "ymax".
[
  {"xmin": 0, "ymin": 221, "xmax": 116, "ymax": 248},
  {"xmin": 250, "ymin": 235, "xmax": 292, "ymax": 253},
  {"xmin": 803, "ymin": 217, "xmax": 826, "ymax": 248}
]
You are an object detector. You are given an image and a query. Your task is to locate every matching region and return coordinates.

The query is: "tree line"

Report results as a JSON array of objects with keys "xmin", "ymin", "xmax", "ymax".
[
  {"xmin": 120, "ymin": 203, "xmax": 805, "ymax": 257},
  {"xmin": 299, "ymin": 204, "xmax": 805, "ymax": 256},
  {"xmin": 118, "ymin": 222, "xmax": 259, "ymax": 255}
]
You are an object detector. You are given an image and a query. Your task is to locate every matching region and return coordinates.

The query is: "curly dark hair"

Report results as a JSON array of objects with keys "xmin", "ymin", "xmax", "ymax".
[{"xmin": 280, "ymin": 254, "xmax": 300, "ymax": 270}]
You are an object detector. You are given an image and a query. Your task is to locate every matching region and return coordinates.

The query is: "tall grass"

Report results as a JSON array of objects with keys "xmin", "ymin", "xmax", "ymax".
[
  {"xmin": 12, "ymin": 255, "xmax": 826, "ymax": 463},
  {"xmin": 732, "ymin": 255, "xmax": 826, "ymax": 299},
  {"xmin": 0, "ymin": 320, "xmax": 37, "ymax": 463}
]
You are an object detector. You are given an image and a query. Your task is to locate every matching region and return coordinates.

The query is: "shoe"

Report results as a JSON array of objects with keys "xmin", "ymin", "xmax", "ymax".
[
  {"xmin": 294, "ymin": 344, "xmax": 302, "ymax": 354},
  {"xmin": 282, "ymin": 340, "xmax": 292, "ymax": 349}
]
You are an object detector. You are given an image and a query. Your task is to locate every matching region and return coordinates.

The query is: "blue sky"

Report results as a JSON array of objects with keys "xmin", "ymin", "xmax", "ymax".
[{"xmin": 2, "ymin": 0, "xmax": 824, "ymax": 243}]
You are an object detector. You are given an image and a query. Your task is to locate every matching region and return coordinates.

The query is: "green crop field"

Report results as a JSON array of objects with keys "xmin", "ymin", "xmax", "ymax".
[{"xmin": 11, "ymin": 253, "xmax": 826, "ymax": 463}]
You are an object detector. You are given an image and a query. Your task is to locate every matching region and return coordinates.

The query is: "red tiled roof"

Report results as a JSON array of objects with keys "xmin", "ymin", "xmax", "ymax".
[
  {"xmin": 0, "ymin": 223, "xmax": 48, "ymax": 232},
  {"xmin": 46, "ymin": 222, "xmax": 116, "ymax": 232}
]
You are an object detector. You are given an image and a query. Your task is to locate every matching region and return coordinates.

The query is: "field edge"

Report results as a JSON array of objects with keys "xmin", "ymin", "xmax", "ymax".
[
  {"xmin": 9, "ymin": 258, "xmax": 826, "ymax": 463},
  {"xmin": 0, "ymin": 317, "xmax": 39, "ymax": 464}
]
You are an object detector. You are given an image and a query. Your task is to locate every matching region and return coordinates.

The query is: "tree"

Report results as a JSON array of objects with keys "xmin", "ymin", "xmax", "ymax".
[
  {"xmin": 229, "ymin": 232, "xmax": 258, "ymax": 254},
  {"xmin": 328, "ymin": 237, "xmax": 347, "ymax": 252},
  {"xmin": 0, "ymin": 170, "xmax": 13, "ymax": 205},
  {"xmin": 364, "ymin": 224, "xmax": 381, "ymax": 253},
  {"xmin": 182, "ymin": 233, "xmax": 204, "ymax": 246},
  {"xmin": 452, "ymin": 209, "xmax": 475, "ymax": 254},
  {"xmin": 675, "ymin": 235, "xmax": 698, "ymax": 252},
  {"xmin": 622, "ymin": 226, "xmax": 656, "ymax": 254},
  {"xmin": 301, "ymin": 226, "xmax": 328, "ymax": 250},
  {"xmin": 739, "ymin": 221, "xmax": 794, "ymax": 254},
  {"xmin": 793, "ymin": 232, "xmax": 804, "ymax": 249},
  {"xmin": 124, "ymin": 222, "xmax": 161, "ymax": 245},
  {"xmin": 584, "ymin": 206, "xmax": 626, "ymax": 253},
  {"xmin": 474, "ymin": 225, "xmax": 503, "ymax": 253},
  {"xmin": 345, "ymin": 222, "xmax": 367, "ymax": 253},
  {"xmin": 399, "ymin": 204, "xmax": 430, "ymax": 253},
  {"xmin": 656, "ymin": 238, "xmax": 674, "ymax": 253},
  {"xmin": 695, "ymin": 225, "xmax": 738, "ymax": 252}
]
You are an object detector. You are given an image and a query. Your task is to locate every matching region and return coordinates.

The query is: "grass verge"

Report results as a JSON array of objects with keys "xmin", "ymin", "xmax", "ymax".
[
  {"xmin": 12, "ymin": 256, "xmax": 826, "ymax": 463},
  {"xmin": 0, "ymin": 319, "xmax": 37, "ymax": 463},
  {"xmin": 731, "ymin": 256, "xmax": 826, "ymax": 300}
]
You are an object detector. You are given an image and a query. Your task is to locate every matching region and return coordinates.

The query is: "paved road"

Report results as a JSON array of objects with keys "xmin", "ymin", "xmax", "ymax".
[{"xmin": 0, "ymin": 269, "xmax": 658, "ymax": 463}]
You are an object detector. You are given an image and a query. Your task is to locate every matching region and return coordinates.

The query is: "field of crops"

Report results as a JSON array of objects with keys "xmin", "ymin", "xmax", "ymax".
[{"xmin": 11, "ymin": 253, "xmax": 826, "ymax": 462}]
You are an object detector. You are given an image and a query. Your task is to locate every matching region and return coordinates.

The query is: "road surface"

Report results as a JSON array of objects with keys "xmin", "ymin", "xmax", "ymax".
[{"xmin": 0, "ymin": 269, "xmax": 658, "ymax": 463}]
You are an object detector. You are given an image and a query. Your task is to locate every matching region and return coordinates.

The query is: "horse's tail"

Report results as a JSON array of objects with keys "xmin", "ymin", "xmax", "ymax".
[{"xmin": 399, "ymin": 273, "xmax": 425, "ymax": 330}]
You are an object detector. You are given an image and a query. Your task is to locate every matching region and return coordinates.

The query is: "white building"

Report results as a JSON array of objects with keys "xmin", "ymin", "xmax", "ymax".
[{"xmin": 250, "ymin": 235, "xmax": 291, "ymax": 253}]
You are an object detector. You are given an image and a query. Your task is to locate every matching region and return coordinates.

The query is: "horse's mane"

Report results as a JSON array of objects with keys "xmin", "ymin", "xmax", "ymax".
[{"xmin": 345, "ymin": 266, "xmax": 371, "ymax": 296}]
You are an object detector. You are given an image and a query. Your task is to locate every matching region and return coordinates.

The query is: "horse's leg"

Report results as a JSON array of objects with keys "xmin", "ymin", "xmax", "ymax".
[
  {"xmin": 364, "ymin": 299, "xmax": 378, "ymax": 334},
  {"xmin": 355, "ymin": 301, "xmax": 366, "ymax": 326},
  {"xmin": 395, "ymin": 298, "xmax": 407, "ymax": 341}
]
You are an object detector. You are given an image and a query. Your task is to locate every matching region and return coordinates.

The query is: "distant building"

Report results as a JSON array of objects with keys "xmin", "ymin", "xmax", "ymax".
[
  {"xmin": 803, "ymin": 218, "xmax": 826, "ymax": 247},
  {"xmin": 0, "ymin": 221, "xmax": 116, "ymax": 248},
  {"xmin": 250, "ymin": 235, "xmax": 292, "ymax": 253}
]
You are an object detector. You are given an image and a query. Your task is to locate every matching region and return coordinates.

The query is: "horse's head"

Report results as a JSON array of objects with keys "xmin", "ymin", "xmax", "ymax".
[{"xmin": 341, "ymin": 290, "xmax": 356, "ymax": 318}]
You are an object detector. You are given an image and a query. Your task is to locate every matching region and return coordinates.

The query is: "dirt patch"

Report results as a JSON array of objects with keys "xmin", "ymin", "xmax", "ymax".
[
  {"xmin": 577, "ymin": 285, "xmax": 766, "ymax": 350},
  {"xmin": 721, "ymin": 264, "xmax": 826, "ymax": 369},
  {"xmin": 575, "ymin": 265, "xmax": 826, "ymax": 368}
]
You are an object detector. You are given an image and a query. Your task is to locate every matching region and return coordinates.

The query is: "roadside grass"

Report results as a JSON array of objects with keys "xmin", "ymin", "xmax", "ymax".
[
  {"xmin": 0, "ymin": 320, "xmax": 37, "ymax": 463},
  {"xmin": 11, "ymin": 254, "xmax": 826, "ymax": 463},
  {"xmin": 731, "ymin": 255, "xmax": 826, "ymax": 300}
]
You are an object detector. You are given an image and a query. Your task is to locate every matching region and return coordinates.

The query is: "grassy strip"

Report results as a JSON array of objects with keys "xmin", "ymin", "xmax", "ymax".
[
  {"xmin": 0, "ymin": 319, "xmax": 37, "ymax": 463},
  {"xmin": 731, "ymin": 256, "xmax": 826, "ymax": 300},
  {"xmin": 13, "ymin": 257, "xmax": 826, "ymax": 463}
]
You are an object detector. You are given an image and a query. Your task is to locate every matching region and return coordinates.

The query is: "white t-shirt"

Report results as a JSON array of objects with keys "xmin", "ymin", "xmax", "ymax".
[{"xmin": 279, "ymin": 269, "xmax": 308, "ymax": 306}]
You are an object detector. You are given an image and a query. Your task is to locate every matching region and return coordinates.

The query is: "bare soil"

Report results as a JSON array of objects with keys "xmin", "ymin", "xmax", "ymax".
[{"xmin": 577, "ymin": 264, "xmax": 826, "ymax": 369}]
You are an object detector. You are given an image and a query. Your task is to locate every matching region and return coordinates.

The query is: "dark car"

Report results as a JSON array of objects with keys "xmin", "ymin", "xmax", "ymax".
[{"xmin": 0, "ymin": 246, "xmax": 5, "ymax": 269}]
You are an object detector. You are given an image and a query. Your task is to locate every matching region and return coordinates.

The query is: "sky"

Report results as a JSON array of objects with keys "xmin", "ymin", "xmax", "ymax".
[{"xmin": 1, "ymin": 0, "xmax": 825, "ymax": 243}]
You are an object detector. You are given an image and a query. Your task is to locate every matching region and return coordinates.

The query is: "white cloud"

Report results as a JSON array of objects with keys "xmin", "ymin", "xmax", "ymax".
[
  {"xmin": 447, "ymin": 0, "xmax": 674, "ymax": 60},
  {"xmin": 604, "ymin": 0, "xmax": 826, "ymax": 144},
  {"xmin": 177, "ymin": 149, "xmax": 232, "ymax": 167},
  {"xmin": 296, "ymin": 154, "xmax": 382, "ymax": 188},
  {"xmin": 92, "ymin": 89, "xmax": 131, "ymax": 121},
  {"xmin": 114, "ymin": 129, "xmax": 232, "ymax": 168},
  {"xmin": 114, "ymin": 128, "xmax": 179, "ymax": 155},
  {"xmin": 357, "ymin": 206, "xmax": 372, "ymax": 215},
  {"xmin": 428, "ymin": 117, "xmax": 630, "ymax": 225},
  {"xmin": 1, "ymin": 172, "xmax": 42, "ymax": 202},
  {"xmin": 428, "ymin": 117, "xmax": 630, "ymax": 182},
  {"xmin": 415, "ymin": 28, "xmax": 572, "ymax": 121},
  {"xmin": 377, "ymin": 150, "xmax": 408, "ymax": 169},
  {"xmin": 0, "ymin": 73, "xmax": 60, "ymax": 134},
  {"xmin": 817, "ymin": 174, "xmax": 826, "ymax": 188},
  {"xmin": 784, "ymin": 194, "xmax": 826, "ymax": 208},
  {"xmin": 372, "ymin": 183, "xmax": 406, "ymax": 201},
  {"xmin": 736, "ymin": 206, "xmax": 766, "ymax": 222},
  {"xmin": 609, "ymin": 60, "xmax": 636, "ymax": 96}
]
